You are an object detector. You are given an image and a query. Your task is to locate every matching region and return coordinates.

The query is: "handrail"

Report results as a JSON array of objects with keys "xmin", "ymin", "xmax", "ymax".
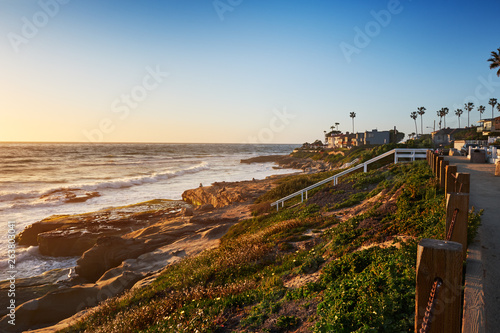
[{"xmin": 271, "ymin": 148, "xmax": 428, "ymax": 210}]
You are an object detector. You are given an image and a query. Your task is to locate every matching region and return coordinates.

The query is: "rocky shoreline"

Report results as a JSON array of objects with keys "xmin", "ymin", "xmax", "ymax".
[{"xmin": 1, "ymin": 158, "xmax": 300, "ymax": 332}]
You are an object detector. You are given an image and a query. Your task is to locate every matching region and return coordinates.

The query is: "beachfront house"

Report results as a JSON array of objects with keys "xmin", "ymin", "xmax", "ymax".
[
  {"xmin": 477, "ymin": 116, "xmax": 500, "ymax": 135},
  {"xmin": 356, "ymin": 129, "xmax": 390, "ymax": 145},
  {"xmin": 327, "ymin": 133, "xmax": 357, "ymax": 148},
  {"xmin": 328, "ymin": 130, "xmax": 391, "ymax": 148},
  {"xmin": 327, "ymin": 134, "xmax": 343, "ymax": 149}
]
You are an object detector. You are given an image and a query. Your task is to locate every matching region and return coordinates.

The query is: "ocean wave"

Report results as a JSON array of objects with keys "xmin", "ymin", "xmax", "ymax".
[
  {"xmin": 0, "ymin": 190, "xmax": 41, "ymax": 202},
  {"xmin": 0, "ymin": 246, "xmax": 78, "ymax": 281},
  {"xmin": 77, "ymin": 161, "xmax": 210, "ymax": 191},
  {"xmin": 0, "ymin": 162, "xmax": 210, "ymax": 206}
]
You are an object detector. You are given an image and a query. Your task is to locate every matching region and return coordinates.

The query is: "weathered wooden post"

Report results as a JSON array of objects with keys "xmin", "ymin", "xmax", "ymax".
[
  {"xmin": 437, "ymin": 157, "xmax": 444, "ymax": 179},
  {"xmin": 434, "ymin": 155, "xmax": 441, "ymax": 176},
  {"xmin": 456, "ymin": 173, "xmax": 470, "ymax": 194},
  {"xmin": 415, "ymin": 239, "xmax": 463, "ymax": 333},
  {"xmin": 433, "ymin": 155, "xmax": 438, "ymax": 175},
  {"xmin": 446, "ymin": 193, "xmax": 469, "ymax": 259},
  {"xmin": 445, "ymin": 165, "xmax": 457, "ymax": 194},
  {"xmin": 440, "ymin": 160, "xmax": 449, "ymax": 189}
]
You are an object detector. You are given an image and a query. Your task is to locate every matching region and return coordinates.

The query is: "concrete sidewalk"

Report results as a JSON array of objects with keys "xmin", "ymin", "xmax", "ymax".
[{"xmin": 445, "ymin": 156, "xmax": 500, "ymax": 332}]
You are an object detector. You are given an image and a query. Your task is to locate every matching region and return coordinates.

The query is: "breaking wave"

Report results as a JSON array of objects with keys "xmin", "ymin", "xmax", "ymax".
[{"xmin": 0, "ymin": 162, "xmax": 210, "ymax": 206}]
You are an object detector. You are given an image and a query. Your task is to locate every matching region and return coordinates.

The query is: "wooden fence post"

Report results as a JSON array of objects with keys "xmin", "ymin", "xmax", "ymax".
[
  {"xmin": 446, "ymin": 193, "xmax": 469, "ymax": 260},
  {"xmin": 440, "ymin": 160, "xmax": 449, "ymax": 189},
  {"xmin": 415, "ymin": 239, "xmax": 463, "ymax": 333},
  {"xmin": 432, "ymin": 153, "xmax": 438, "ymax": 174},
  {"xmin": 445, "ymin": 166, "xmax": 457, "ymax": 194},
  {"xmin": 456, "ymin": 173, "xmax": 470, "ymax": 194},
  {"xmin": 436, "ymin": 157, "xmax": 443, "ymax": 178}
]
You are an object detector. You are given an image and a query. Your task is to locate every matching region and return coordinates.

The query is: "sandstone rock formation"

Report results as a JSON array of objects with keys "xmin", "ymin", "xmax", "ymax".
[
  {"xmin": 182, "ymin": 179, "xmax": 275, "ymax": 208},
  {"xmin": 16, "ymin": 200, "xmax": 189, "ymax": 257}
]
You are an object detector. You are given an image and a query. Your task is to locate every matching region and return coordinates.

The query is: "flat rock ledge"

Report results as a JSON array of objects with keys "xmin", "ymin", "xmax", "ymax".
[{"xmin": 16, "ymin": 199, "xmax": 189, "ymax": 257}]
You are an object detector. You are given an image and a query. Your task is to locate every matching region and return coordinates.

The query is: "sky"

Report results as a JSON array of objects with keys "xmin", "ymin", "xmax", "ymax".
[{"xmin": 1, "ymin": 0, "xmax": 499, "ymax": 144}]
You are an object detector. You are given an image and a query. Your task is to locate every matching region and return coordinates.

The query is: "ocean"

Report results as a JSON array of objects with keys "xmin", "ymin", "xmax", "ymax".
[{"xmin": 0, "ymin": 143, "xmax": 299, "ymax": 281}]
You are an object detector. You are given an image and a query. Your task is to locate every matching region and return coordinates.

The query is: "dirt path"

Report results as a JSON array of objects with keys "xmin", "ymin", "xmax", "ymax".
[{"xmin": 446, "ymin": 156, "xmax": 500, "ymax": 332}]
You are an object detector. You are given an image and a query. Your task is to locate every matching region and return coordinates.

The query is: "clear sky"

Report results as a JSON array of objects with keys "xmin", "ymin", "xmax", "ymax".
[{"xmin": 1, "ymin": 0, "xmax": 499, "ymax": 144}]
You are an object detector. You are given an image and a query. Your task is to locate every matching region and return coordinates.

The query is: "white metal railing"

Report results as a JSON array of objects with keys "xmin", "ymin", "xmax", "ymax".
[{"xmin": 271, "ymin": 148, "xmax": 428, "ymax": 211}]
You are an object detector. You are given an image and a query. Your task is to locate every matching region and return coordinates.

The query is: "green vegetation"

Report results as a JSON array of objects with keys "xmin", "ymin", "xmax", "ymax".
[
  {"xmin": 64, "ymin": 160, "xmax": 481, "ymax": 333},
  {"xmin": 291, "ymin": 143, "xmax": 429, "ymax": 170},
  {"xmin": 453, "ymin": 127, "xmax": 487, "ymax": 141}
]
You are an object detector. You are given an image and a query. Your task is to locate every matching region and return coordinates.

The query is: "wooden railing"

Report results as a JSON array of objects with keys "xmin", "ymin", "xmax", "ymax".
[{"xmin": 415, "ymin": 151, "xmax": 470, "ymax": 332}]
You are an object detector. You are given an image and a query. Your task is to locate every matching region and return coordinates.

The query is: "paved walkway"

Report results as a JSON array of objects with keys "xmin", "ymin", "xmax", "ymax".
[{"xmin": 445, "ymin": 156, "xmax": 500, "ymax": 332}]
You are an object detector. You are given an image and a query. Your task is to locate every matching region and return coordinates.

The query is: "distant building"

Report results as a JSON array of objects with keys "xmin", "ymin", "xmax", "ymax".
[
  {"xmin": 477, "ymin": 116, "xmax": 500, "ymax": 135},
  {"xmin": 431, "ymin": 128, "xmax": 462, "ymax": 145},
  {"xmin": 358, "ymin": 129, "xmax": 390, "ymax": 145},
  {"xmin": 342, "ymin": 133, "xmax": 356, "ymax": 148},
  {"xmin": 327, "ymin": 133, "xmax": 356, "ymax": 148},
  {"xmin": 327, "ymin": 134, "xmax": 344, "ymax": 148},
  {"xmin": 355, "ymin": 132, "xmax": 364, "ymax": 146}
]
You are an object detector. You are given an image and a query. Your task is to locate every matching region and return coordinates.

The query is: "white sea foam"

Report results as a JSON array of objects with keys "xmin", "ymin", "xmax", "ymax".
[
  {"xmin": 0, "ymin": 162, "xmax": 210, "ymax": 208},
  {"xmin": 0, "ymin": 246, "xmax": 78, "ymax": 281}
]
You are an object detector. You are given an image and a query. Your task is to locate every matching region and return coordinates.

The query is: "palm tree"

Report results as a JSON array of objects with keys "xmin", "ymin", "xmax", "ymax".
[
  {"xmin": 441, "ymin": 107, "xmax": 449, "ymax": 128},
  {"xmin": 478, "ymin": 105, "xmax": 486, "ymax": 120},
  {"xmin": 417, "ymin": 107, "xmax": 426, "ymax": 135},
  {"xmin": 455, "ymin": 109, "xmax": 463, "ymax": 128},
  {"xmin": 488, "ymin": 48, "xmax": 500, "ymax": 77},
  {"xmin": 489, "ymin": 98, "xmax": 497, "ymax": 119},
  {"xmin": 464, "ymin": 102, "xmax": 474, "ymax": 127},
  {"xmin": 410, "ymin": 112, "xmax": 418, "ymax": 136},
  {"xmin": 349, "ymin": 112, "xmax": 356, "ymax": 133},
  {"xmin": 437, "ymin": 110, "xmax": 443, "ymax": 130}
]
